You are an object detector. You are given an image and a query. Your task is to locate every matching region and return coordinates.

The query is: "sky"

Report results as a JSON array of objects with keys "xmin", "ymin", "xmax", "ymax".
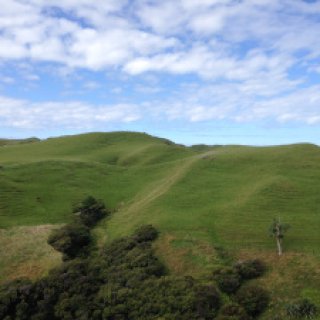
[{"xmin": 1, "ymin": 0, "xmax": 320, "ymax": 145}]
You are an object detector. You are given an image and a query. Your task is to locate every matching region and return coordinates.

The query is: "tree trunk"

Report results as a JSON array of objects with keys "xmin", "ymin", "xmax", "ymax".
[{"xmin": 276, "ymin": 237, "xmax": 282, "ymax": 256}]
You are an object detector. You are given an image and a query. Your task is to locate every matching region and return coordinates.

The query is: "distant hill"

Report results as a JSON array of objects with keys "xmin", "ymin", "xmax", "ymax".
[
  {"xmin": 0, "ymin": 137, "xmax": 40, "ymax": 147},
  {"xmin": 0, "ymin": 132, "xmax": 320, "ymax": 318}
]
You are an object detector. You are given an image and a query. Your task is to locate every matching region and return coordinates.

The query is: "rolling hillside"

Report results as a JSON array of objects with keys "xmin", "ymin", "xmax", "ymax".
[{"xmin": 0, "ymin": 132, "xmax": 320, "ymax": 319}]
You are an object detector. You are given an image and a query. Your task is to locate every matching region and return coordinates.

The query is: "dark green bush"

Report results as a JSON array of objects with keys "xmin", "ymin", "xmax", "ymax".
[
  {"xmin": 194, "ymin": 284, "xmax": 221, "ymax": 319},
  {"xmin": 0, "ymin": 279, "xmax": 35, "ymax": 320},
  {"xmin": 73, "ymin": 196, "xmax": 109, "ymax": 227},
  {"xmin": 234, "ymin": 259, "xmax": 266, "ymax": 280},
  {"xmin": 213, "ymin": 267, "xmax": 242, "ymax": 294},
  {"xmin": 132, "ymin": 224, "xmax": 158, "ymax": 243},
  {"xmin": 236, "ymin": 285, "xmax": 270, "ymax": 317},
  {"xmin": 0, "ymin": 225, "xmax": 257, "ymax": 320},
  {"xmin": 96, "ymin": 277, "xmax": 221, "ymax": 320},
  {"xmin": 47, "ymin": 223, "xmax": 91, "ymax": 259},
  {"xmin": 286, "ymin": 299, "xmax": 317, "ymax": 319},
  {"xmin": 216, "ymin": 303, "xmax": 250, "ymax": 320}
]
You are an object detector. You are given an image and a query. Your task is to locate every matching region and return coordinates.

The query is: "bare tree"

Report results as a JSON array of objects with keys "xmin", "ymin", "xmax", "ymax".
[{"xmin": 270, "ymin": 218, "xmax": 290, "ymax": 256}]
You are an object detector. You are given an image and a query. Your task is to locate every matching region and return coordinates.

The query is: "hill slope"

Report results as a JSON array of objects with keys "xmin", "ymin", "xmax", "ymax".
[
  {"xmin": 0, "ymin": 132, "xmax": 320, "ymax": 318},
  {"xmin": 0, "ymin": 132, "xmax": 195, "ymax": 226}
]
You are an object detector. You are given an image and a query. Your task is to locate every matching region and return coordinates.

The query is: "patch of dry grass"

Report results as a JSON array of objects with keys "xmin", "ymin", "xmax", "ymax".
[
  {"xmin": 0, "ymin": 225, "xmax": 62, "ymax": 283},
  {"xmin": 155, "ymin": 232, "xmax": 219, "ymax": 277}
]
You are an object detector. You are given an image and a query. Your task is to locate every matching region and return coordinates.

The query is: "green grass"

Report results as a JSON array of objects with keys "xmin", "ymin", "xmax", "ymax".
[
  {"xmin": 0, "ymin": 132, "xmax": 320, "ymax": 318},
  {"xmin": 0, "ymin": 132, "xmax": 195, "ymax": 227},
  {"xmin": 0, "ymin": 137, "xmax": 40, "ymax": 147},
  {"xmin": 103, "ymin": 143, "xmax": 320, "ymax": 253}
]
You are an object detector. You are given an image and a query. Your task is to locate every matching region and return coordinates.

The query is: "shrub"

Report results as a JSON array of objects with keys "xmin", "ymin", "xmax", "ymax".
[
  {"xmin": 132, "ymin": 225, "xmax": 158, "ymax": 243},
  {"xmin": 194, "ymin": 284, "xmax": 221, "ymax": 319},
  {"xmin": 1, "ymin": 225, "xmax": 226, "ymax": 320},
  {"xmin": 47, "ymin": 223, "xmax": 91, "ymax": 259},
  {"xmin": 0, "ymin": 279, "xmax": 35, "ymax": 320},
  {"xmin": 236, "ymin": 285, "xmax": 270, "ymax": 317},
  {"xmin": 216, "ymin": 303, "xmax": 250, "ymax": 320},
  {"xmin": 73, "ymin": 196, "xmax": 109, "ymax": 227},
  {"xmin": 213, "ymin": 267, "xmax": 242, "ymax": 294},
  {"xmin": 286, "ymin": 299, "xmax": 317, "ymax": 319},
  {"xmin": 234, "ymin": 259, "xmax": 266, "ymax": 280}
]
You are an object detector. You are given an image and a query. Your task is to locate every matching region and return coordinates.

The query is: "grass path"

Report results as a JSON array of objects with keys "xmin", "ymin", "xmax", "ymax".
[
  {"xmin": 96, "ymin": 151, "xmax": 216, "ymax": 243},
  {"xmin": 117, "ymin": 151, "xmax": 215, "ymax": 218}
]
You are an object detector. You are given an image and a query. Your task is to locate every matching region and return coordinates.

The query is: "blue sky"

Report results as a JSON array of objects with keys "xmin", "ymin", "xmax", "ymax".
[{"xmin": 1, "ymin": 0, "xmax": 320, "ymax": 145}]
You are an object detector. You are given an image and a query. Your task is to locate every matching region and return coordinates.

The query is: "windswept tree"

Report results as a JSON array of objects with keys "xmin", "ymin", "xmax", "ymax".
[
  {"xmin": 73, "ymin": 196, "xmax": 109, "ymax": 227},
  {"xmin": 269, "ymin": 218, "xmax": 290, "ymax": 256}
]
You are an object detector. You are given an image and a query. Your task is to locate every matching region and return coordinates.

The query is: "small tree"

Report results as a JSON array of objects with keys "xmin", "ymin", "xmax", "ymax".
[
  {"xmin": 73, "ymin": 196, "xmax": 109, "ymax": 227},
  {"xmin": 269, "ymin": 218, "xmax": 290, "ymax": 256}
]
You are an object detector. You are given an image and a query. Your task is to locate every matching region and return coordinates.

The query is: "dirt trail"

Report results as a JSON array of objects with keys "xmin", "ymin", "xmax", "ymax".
[{"xmin": 120, "ymin": 151, "xmax": 215, "ymax": 217}]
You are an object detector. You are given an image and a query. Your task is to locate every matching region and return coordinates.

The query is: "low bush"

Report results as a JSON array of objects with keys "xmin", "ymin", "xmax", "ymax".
[
  {"xmin": 216, "ymin": 303, "xmax": 250, "ymax": 320},
  {"xmin": 0, "ymin": 279, "xmax": 35, "ymax": 320},
  {"xmin": 47, "ymin": 223, "xmax": 91, "ymax": 260},
  {"xmin": 132, "ymin": 224, "xmax": 158, "ymax": 243},
  {"xmin": 234, "ymin": 259, "xmax": 266, "ymax": 280},
  {"xmin": 194, "ymin": 284, "xmax": 221, "ymax": 319},
  {"xmin": 0, "ymin": 224, "xmax": 224, "ymax": 320},
  {"xmin": 286, "ymin": 299, "xmax": 317, "ymax": 319},
  {"xmin": 236, "ymin": 285, "xmax": 270, "ymax": 317},
  {"xmin": 96, "ymin": 277, "xmax": 221, "ymax": 320},
  {"xmin": 213, "ymin": 267, "xmax": 242, "ymax": 294},
  {"xmin": 73, "ymin": 196, "xmax": 109, "ymax": 227}
]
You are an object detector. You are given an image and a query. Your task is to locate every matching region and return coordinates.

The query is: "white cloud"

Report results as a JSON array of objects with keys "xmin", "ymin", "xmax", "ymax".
[
  {"xmin": 155, "ymin": 82, "xmax": 320, "ymax": 125},
  {"xmin": 67, "ymin": 28, "xmax": 177, "ymax": 70},
  {"xmin": 136, "ymin": 1, "xmax": 185, "ymax": 34},
  {"xmin": 189, "ymin": 10, "xmax": 226, "ymax": 35},
  {"xmin": 0, "ymin": 96, "xmax": 140, "ymax": 129},
  {"xmin": 83, "ymin": 81, "xmax": 101, "ymax": 90},
  {"xmin": 1, "ymin": 0, "xmax": 320, "ymax": 130},
  {"xmin": 1, "ymin": 0, "xmax": 320, "ymax": 79},
  {"xmin": 249, "ymin": 85, "xmax": 320, "ymax": 124},
  {"xmin": 0, "ymin": 76, "xmax": 15, "ymax": 84},
  {"xmin": 1, "ymin": 80, "xmax": 320, "ymax": 130}
]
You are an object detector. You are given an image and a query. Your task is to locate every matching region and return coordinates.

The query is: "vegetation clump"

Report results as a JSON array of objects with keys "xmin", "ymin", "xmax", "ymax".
[
  {"xmin": 132, "ymin": 224, "xmax": 158, "ymax": 243},
  {"xmin": 47, "ymin": 196, "xmax": 108, "ymax": 260},
  {"xmin": 212, "ymin": 258, "xmax": 267, "ymax": 296},
  {"xmin": 235, "ymin": 285, "xmax": 270, "ymax": 317},
  {"xmin": 0, "ymin": 196, "xmax": 272, "ymax": 320},
  {"xmin": 0, "ymin": 223, "xmax": 224, "ymax": 319},
  {"xmin": 47, "ymin": 223, "xmax": 91, "ymax": 260},
  {"xmin": 216, "ymin": 303, "xmax": 250, "ymax": 320},
  {"xmin": 213, "ymin": 267, "xmax": 242, "ymax": 294},
  {"xmin": 234, "ymin": 259, "xmax": 266, "ymax": 280},
  {"xmin": 286, "ymin": 299, "xmax": 317, "ymax": 319},
  {"xmin": 73, "ymin": 196, "xmax": 109, "ymax": 227}
]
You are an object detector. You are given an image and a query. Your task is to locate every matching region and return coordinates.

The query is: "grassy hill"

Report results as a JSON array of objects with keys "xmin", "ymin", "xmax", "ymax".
[{"xmin": 0, "ymin": 132, "xmax": 319, "ymax": 319}]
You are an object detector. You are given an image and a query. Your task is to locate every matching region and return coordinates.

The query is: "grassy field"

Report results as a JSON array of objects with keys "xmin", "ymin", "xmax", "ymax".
[{"xmin": 0, "ymin": 132, "xmax": 319, "ymax": 318}]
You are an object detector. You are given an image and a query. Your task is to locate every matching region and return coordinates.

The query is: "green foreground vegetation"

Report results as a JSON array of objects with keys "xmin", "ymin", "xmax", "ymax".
[
  {"xmin": 0, "ymin": 132, "xmax": 319, "ymax": 319},
  {"xmin": 0, "ymin": 220, "xmax": 272, "ymax": 320}
]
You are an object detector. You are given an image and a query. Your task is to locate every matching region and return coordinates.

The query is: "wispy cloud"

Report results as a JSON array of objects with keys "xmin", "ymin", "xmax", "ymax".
[
  {"xmin": 0, "ymin": 96, "xmax": 140, "ymax": 129},
  {"xmin": 1, "ymin": 81, "xmax": 320, "ymax": 131}
]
